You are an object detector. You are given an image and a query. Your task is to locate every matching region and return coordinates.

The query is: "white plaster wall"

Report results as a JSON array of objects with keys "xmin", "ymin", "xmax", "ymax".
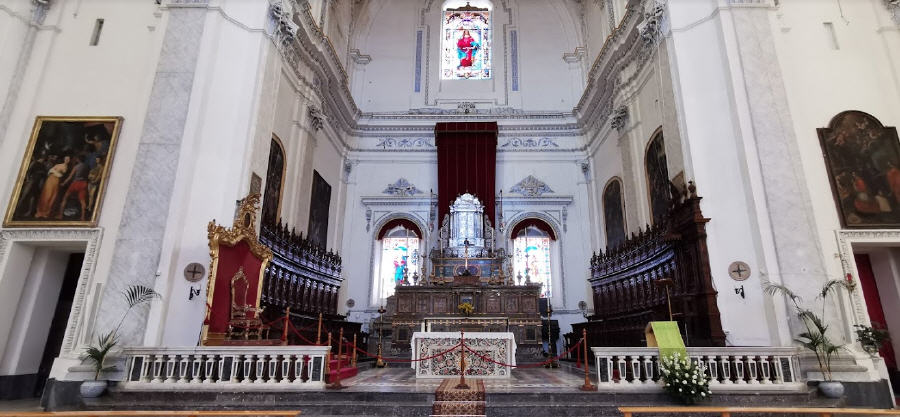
[
  {"xmin": 152, "ymin": 0, "xmax": 277, "ymax": 346},
  {"xmin": 0, "ymin": 0, "xmax": 166, "ymax": 351},
  {"xmin": 348, "ymin": 0, "xmax": 583, "ymax": 112},
  {"xmin": 665, "ymin": 0, "xmax": 779, "ymax": 346},
  {"xmin": 773, "ymin": 0, "xmax": 900, "ymax": 324},
  {"xmin": 0, "ymin": 1, "xmax": 35, "ymax": 114},
  {"xmin": 0, "ymin": 243, "xmax": 37, "ymax": 367}
]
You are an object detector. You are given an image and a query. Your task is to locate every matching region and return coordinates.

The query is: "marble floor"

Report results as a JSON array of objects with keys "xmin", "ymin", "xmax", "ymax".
[{"xmin": 340, "ymin": 366, "xmax": 593, "ymax": 393}]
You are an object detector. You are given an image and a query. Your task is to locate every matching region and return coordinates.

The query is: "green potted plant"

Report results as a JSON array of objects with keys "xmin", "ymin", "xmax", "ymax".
[
  {"xmin": 80, "ymin": 284, "xmax": 160, "ymax": 398},
  {"xmin": 853, "ymin": 324, "xmax": 890, "ymax": 356},
  {"xmin": 765, "ymin": 279, "xmax": 854, "ymax": 399}
]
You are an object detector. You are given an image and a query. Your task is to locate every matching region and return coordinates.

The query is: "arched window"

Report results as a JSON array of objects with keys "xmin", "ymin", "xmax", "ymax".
[
  {"xmin": 603, "ymin": 178, "xmax": 626, "ymax": 248},
  {"xmin": 645, "ymin": 131, "xmax": 670, "ymax": 225},
  {"xmin": 376, "ymin": 219, "xmax": 423, "ymax": 300},
  {"xmin": 261, "ymin": 137, "xmax": 285, "ymax": 227},
  {"xmin": 441, "ymin": 0, "xmax": 492, "ymax": 80},
  {"xmin": 511, "ymin": 220, "xmax": 555, "ymax": 298}
]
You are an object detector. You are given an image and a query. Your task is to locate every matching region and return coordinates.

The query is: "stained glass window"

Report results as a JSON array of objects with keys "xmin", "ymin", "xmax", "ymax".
[
  {"xmin": 441, "ymin": 1, "xmax": 492, "ymax": 80},
  {"xmin": 379, "ymin": 226, "xmax": 420, "ymax": 299},
  {"xmin": 513, "ymin": 225, "xmax": 552, "ymax": 298}
]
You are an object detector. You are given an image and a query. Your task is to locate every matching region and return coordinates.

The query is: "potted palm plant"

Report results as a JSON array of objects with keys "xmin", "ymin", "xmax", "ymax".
[
  {"xmin": 80, "ymin": 285, "xmax": 160, "ymax": 398},
  {"xmin": 765, "ymin": 279, "xmax": 854, "ymax": 399}
]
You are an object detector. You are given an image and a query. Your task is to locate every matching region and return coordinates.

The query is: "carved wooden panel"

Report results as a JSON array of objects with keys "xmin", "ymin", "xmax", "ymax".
[
  {"xmin": 398, "ymin": 295, "xmax": 413, "ymax": 313},
  {"xmin": 486, "ymin": 295, "xmax": 501, "ymax": 313},
  {"xmin": 505, "ymin": 297, "xmax": 519, "ymax": 313},
  {"xmin": 417, "ymin": 295, "xmax": 430, "ymax": 313},
  {"xmin": 521, "ymin": 296, "xmax": 536, "ymax": 313},
  {"xmin": 434, "ymin": 296, "xmax": 448, "ymax": 313}
]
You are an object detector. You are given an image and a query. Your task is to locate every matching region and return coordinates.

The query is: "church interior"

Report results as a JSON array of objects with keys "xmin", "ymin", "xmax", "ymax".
[{"xmin": 1, "ymin": 0, "xmax": 900, "ymax": 415}]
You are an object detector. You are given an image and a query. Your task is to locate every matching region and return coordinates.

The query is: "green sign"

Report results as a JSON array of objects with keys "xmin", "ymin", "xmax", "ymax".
[{"xmin": 648, "ymin": 321, "xmax": 686, "ymax": 359}]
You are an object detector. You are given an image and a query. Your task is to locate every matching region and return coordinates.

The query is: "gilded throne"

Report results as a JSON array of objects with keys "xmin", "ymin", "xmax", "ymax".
[{"xmin": 202, "ymin": 194, "xmax": 274, "ymax": 345}]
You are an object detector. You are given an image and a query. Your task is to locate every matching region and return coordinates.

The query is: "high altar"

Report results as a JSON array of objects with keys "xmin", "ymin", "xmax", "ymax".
[{"xmin": 382, "ymin": 193, "xmax": 544, "ymax": 360}]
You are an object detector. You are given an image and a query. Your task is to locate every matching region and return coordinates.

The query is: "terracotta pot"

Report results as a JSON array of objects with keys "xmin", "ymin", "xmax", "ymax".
[
  {"xmin": 818, "ymin": 381, "xmax": 844, "ymax": 398},
  {"xmin": 80, "ymin": 380, "xmax": 107, "ymax": 398}
]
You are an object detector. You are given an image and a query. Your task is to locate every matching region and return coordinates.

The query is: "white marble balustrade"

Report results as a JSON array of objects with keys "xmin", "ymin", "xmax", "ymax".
[
  {"xmin": 591, "ymin": 347, "xmax": 804, "ymax": 392},
  {"xmin": 121, "ymin": 346, "xmax": 330, "ymax": 390}
]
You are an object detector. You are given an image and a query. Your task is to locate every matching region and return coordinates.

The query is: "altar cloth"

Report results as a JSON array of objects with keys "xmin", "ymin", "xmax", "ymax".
[{"xmin": 411, "ymin": 331, "xmax": 516, "ymax": 378}]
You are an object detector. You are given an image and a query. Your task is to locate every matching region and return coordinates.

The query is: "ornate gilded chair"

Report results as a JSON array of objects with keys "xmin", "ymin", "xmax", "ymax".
[
  {"xmin": 202, "ymin": 194, "xmax": 273, "ymax": 345},
  {"xmin": 227, "ymin": 267, "xmax": 268, "ymax": 339}
]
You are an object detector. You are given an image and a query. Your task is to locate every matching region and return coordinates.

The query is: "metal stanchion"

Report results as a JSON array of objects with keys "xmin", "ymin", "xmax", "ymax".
[
  {"xmin": 316, "ymin": 312, "xmax": 323, "ymax": 345},
  {"xmin": 376, "ymin": 305, "xmax": 386, "ymax": 368},
  {"xmin": 455, "ymin": 331, "xmax": 469, "ymax": 389},
  {"xmin": 579, "ymin": 328, "xmax": 597, "ymax": 391}
]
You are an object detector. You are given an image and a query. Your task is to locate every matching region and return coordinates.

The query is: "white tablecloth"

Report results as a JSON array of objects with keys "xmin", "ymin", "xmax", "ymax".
[{"xmin": 410, "ymin": 331, "xmax": 516, "ymax": 378}]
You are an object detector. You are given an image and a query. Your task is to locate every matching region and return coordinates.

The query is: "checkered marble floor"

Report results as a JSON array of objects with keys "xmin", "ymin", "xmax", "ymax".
[{"xmin": 340, "ymin": 366, "xmax": 589, "ymax": 393}]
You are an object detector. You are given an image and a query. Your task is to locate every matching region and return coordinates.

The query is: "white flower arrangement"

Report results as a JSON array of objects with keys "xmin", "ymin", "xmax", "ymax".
[{"xmin": 659, "ymin": 352, "xmax": 711, "ymax": 404}]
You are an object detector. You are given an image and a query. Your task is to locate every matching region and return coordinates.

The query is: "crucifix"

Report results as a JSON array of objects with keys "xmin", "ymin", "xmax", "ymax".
[{"xmin": 463, "ymin": 238, "xmax": 472, "ymax": 271}]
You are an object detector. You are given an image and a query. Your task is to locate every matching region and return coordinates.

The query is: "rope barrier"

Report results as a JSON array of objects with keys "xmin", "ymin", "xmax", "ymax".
[
  {"xmin": 345, "ymin": 341, "xmax": 464, "ymax": 363},
  {"xmin": 286, "ymin": 321, "xmax": 319, "ymax": 345},
  {"xmin": 461, "ymin": 338, "xmax": 584, "ymax": 369}
]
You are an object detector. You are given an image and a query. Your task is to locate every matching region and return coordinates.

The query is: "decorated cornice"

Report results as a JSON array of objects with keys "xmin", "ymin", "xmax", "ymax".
[
  {"xmin": 509, "ymin": 175, "xmax": 554, "ymax": 197},
  {"xmin": 383, "ymin": 178, "xmax": 424, "ymax": 196}
]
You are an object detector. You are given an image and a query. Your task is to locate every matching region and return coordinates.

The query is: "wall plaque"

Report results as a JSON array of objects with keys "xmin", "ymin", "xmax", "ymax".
[{"xmin": 728, "ymin": 261, "xmax": 751, "ymax": 281}]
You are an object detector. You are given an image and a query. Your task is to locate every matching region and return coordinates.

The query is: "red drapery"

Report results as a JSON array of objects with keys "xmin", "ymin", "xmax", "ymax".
[
  {"xmin": 435, "ymin": 122, "xmax": 498, "ymax": 224},
  {"xmin": 377, "ymin": 218, "xmax": 422, "ymax": 239},
  {"xmin": 510, "ymin": 218, "xmax": 557, "ymax": 240}
]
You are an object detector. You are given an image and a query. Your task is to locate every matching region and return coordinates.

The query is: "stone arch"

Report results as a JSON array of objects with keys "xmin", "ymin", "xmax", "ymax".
[
  {"xmin": 602, "ymin": 176, "xmax": 626, "ymax": 249},
  {"xmin": 505, "ymin": 211, "xmax": 562, "ymax": 242}
]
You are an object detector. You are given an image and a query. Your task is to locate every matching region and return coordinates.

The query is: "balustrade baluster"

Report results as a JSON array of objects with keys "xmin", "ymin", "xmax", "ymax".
[
  {"xmin": 140, "ymin": 355, "xmax": 153, "ymax": 383},
  {"xmin": 152, "ymin": 354, "xmax": 164, "ymax": 383},
  {"xmin": 642, "ymin": 356, "xmax": 653, "ymax": 384},
  {"xmin": 760, "ymin": 356, "xmax": 773, "ymax": 384},
  {"xmin": 721, "ymin": 355, "xmax": 733, "ymax": 384},
  {"xmin": 735, "ymin": 355, "xmax": 746, "ymax": 384},
  {"xmin": 747, "ymin": 355, "xmax": 759, "ymax": 384},
  {"xmin": 204, "ymin": 354, "xmax": 216, "ymax": 383},
  {"xmin": 164, "ymin": 354, "xmax": 177, "ymax": 383},
  {"xmin": 255, "ymin": 354, "xmax": 267, "ymax": 384},
  {"xmin": 617, "ymin": 356, "xmax": 627, "ymax": 383}
]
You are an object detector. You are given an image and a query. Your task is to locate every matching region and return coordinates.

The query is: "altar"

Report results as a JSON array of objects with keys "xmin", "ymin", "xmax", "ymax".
[
  {"xmin": 411, "ymin": 331, "xmax": 516, "ymax": 378},
  {"xmin": 381, "ymin": 193, "xmax": 545, "ymax": 360}
]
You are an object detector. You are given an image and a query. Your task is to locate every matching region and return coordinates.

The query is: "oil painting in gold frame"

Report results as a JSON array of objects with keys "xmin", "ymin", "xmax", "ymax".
[{"xmin": 4, "ymin": 116, "xmax": 123, "ymax": 227}]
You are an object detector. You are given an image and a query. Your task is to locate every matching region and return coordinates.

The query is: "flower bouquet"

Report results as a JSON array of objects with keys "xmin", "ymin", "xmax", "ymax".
[
  {"xmin": 659, "ymin": 352, "xmax": 710, "ymax": 404},
  {"xmin": 458, "ymin": 302, "xmax": 474, "ymax": 316}
]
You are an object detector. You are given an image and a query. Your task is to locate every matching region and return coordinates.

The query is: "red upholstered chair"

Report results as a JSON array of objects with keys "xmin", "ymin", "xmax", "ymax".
[{"xmin": 202, "ymin": 194, "xmax": 273, "ymax": 345}]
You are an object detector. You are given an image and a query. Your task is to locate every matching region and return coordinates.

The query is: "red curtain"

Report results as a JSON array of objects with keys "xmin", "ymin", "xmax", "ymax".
[
  {"xmin": 510, "ymin": 218, "xmax": 557, "ymax": 240},
  {"xmin": 377, "ymin": 218, "xmax": 422, "ymax": 239},
  {"xmin": 854, "ymin": 254, "xmax": 898, "ymax": 370},
  {"xmin": 435, "ymin": 122, "xmax": 498, "ymax": 224}
]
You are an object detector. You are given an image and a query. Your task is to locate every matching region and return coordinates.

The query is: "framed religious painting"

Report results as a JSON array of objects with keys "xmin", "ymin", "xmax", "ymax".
[
  {"xmin": 4, "ymin": 116, "xmax": 123, "ymax": 227},
  {"xmin": 818, "ymin": 111, "xmax": 900, "ymax": 228}
]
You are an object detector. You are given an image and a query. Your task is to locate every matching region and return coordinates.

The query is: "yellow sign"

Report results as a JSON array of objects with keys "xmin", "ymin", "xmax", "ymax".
[{"xmin": 645, "ymin": 321, "xmax": 686, "ymax": 358}]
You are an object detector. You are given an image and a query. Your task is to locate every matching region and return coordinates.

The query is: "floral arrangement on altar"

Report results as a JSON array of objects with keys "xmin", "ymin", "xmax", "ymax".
[
  {"xmin": 854, "ymin": 324, "xmax": 890, "ymax": 355},
  {"xmin": 659, "ymin": 352, "xmax": 710, "ymax": 404},
  {"xmin": 458, "ymin": 302, "xmax": 474, "ymax": 316}
]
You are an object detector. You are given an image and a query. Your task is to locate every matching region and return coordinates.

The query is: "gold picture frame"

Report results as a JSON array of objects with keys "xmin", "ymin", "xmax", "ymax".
[{"xmin": 3, "ymin": 116, "xmax": 123, "ymax": 227}]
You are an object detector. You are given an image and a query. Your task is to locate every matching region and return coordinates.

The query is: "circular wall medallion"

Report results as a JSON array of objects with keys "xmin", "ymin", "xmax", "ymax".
[
  {"xmin": 184, "ymin": 262, "xmax": 206, "ymax": 282},
  {"xmin": 346, "ymin": 298, "xmax": 355, "ymax": 308},
  {"xmin": 728, "ymin": 261, "xmax": 751, "ymax": 281}
]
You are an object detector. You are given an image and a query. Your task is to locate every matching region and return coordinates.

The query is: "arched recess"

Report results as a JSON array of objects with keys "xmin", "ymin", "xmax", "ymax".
[
  {"xmin": 817, "ymin": 110, "xmax": 900, "ymax": 228},
  {"xmin": 261, "ymin": 136, "xmax": 286, "ymax": 228},
  {"xmin": 644, "ymin": 128, "xmax": 670, "ymax": 226},
  {"xmin": 369, "ymin": 213, "xmax": 429, "ymax": 305},
  {"xmin": 506, "ymin": 214, "xmax": 562, "ymax": 300},
  {"xmin": 602, "ymin": 177, "xmax": 626, "ymax": 249}
]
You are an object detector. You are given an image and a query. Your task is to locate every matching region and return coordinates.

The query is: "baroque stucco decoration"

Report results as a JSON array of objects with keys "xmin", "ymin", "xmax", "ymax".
[
  {"xmin": 383, "ymin": 178, "xmax": 424, "ymax": 197},
  {"xmin": 509, "ymin": 175, "xmax": 554, "ymax": 197},
  {"xmin": 610, "ymin": 105, "xmax": 629, "ymax": 131},
  {"xmin": 376, "ymin": 138, "xmax": 434, "ymax": 148},
  {"xmin": 886, "ymin": 0, "xmax": 900, "ymax": 24},
  {"xmin": 501, "ymin": 137, "xmax": 560, "ymax": 148}
]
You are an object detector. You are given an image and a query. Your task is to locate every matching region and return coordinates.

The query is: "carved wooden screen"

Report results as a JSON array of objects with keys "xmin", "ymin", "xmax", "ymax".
[
  {"xmin": 645, "ymin": 132, "xmax": 670, "ymax": 226},
  {"xmin": 261, "ymin": 137, "xmax": 285, "ymax": 227},
  {"xmin": 580, "ymin": 183, "xmax": 725, "ymax": 347}
]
